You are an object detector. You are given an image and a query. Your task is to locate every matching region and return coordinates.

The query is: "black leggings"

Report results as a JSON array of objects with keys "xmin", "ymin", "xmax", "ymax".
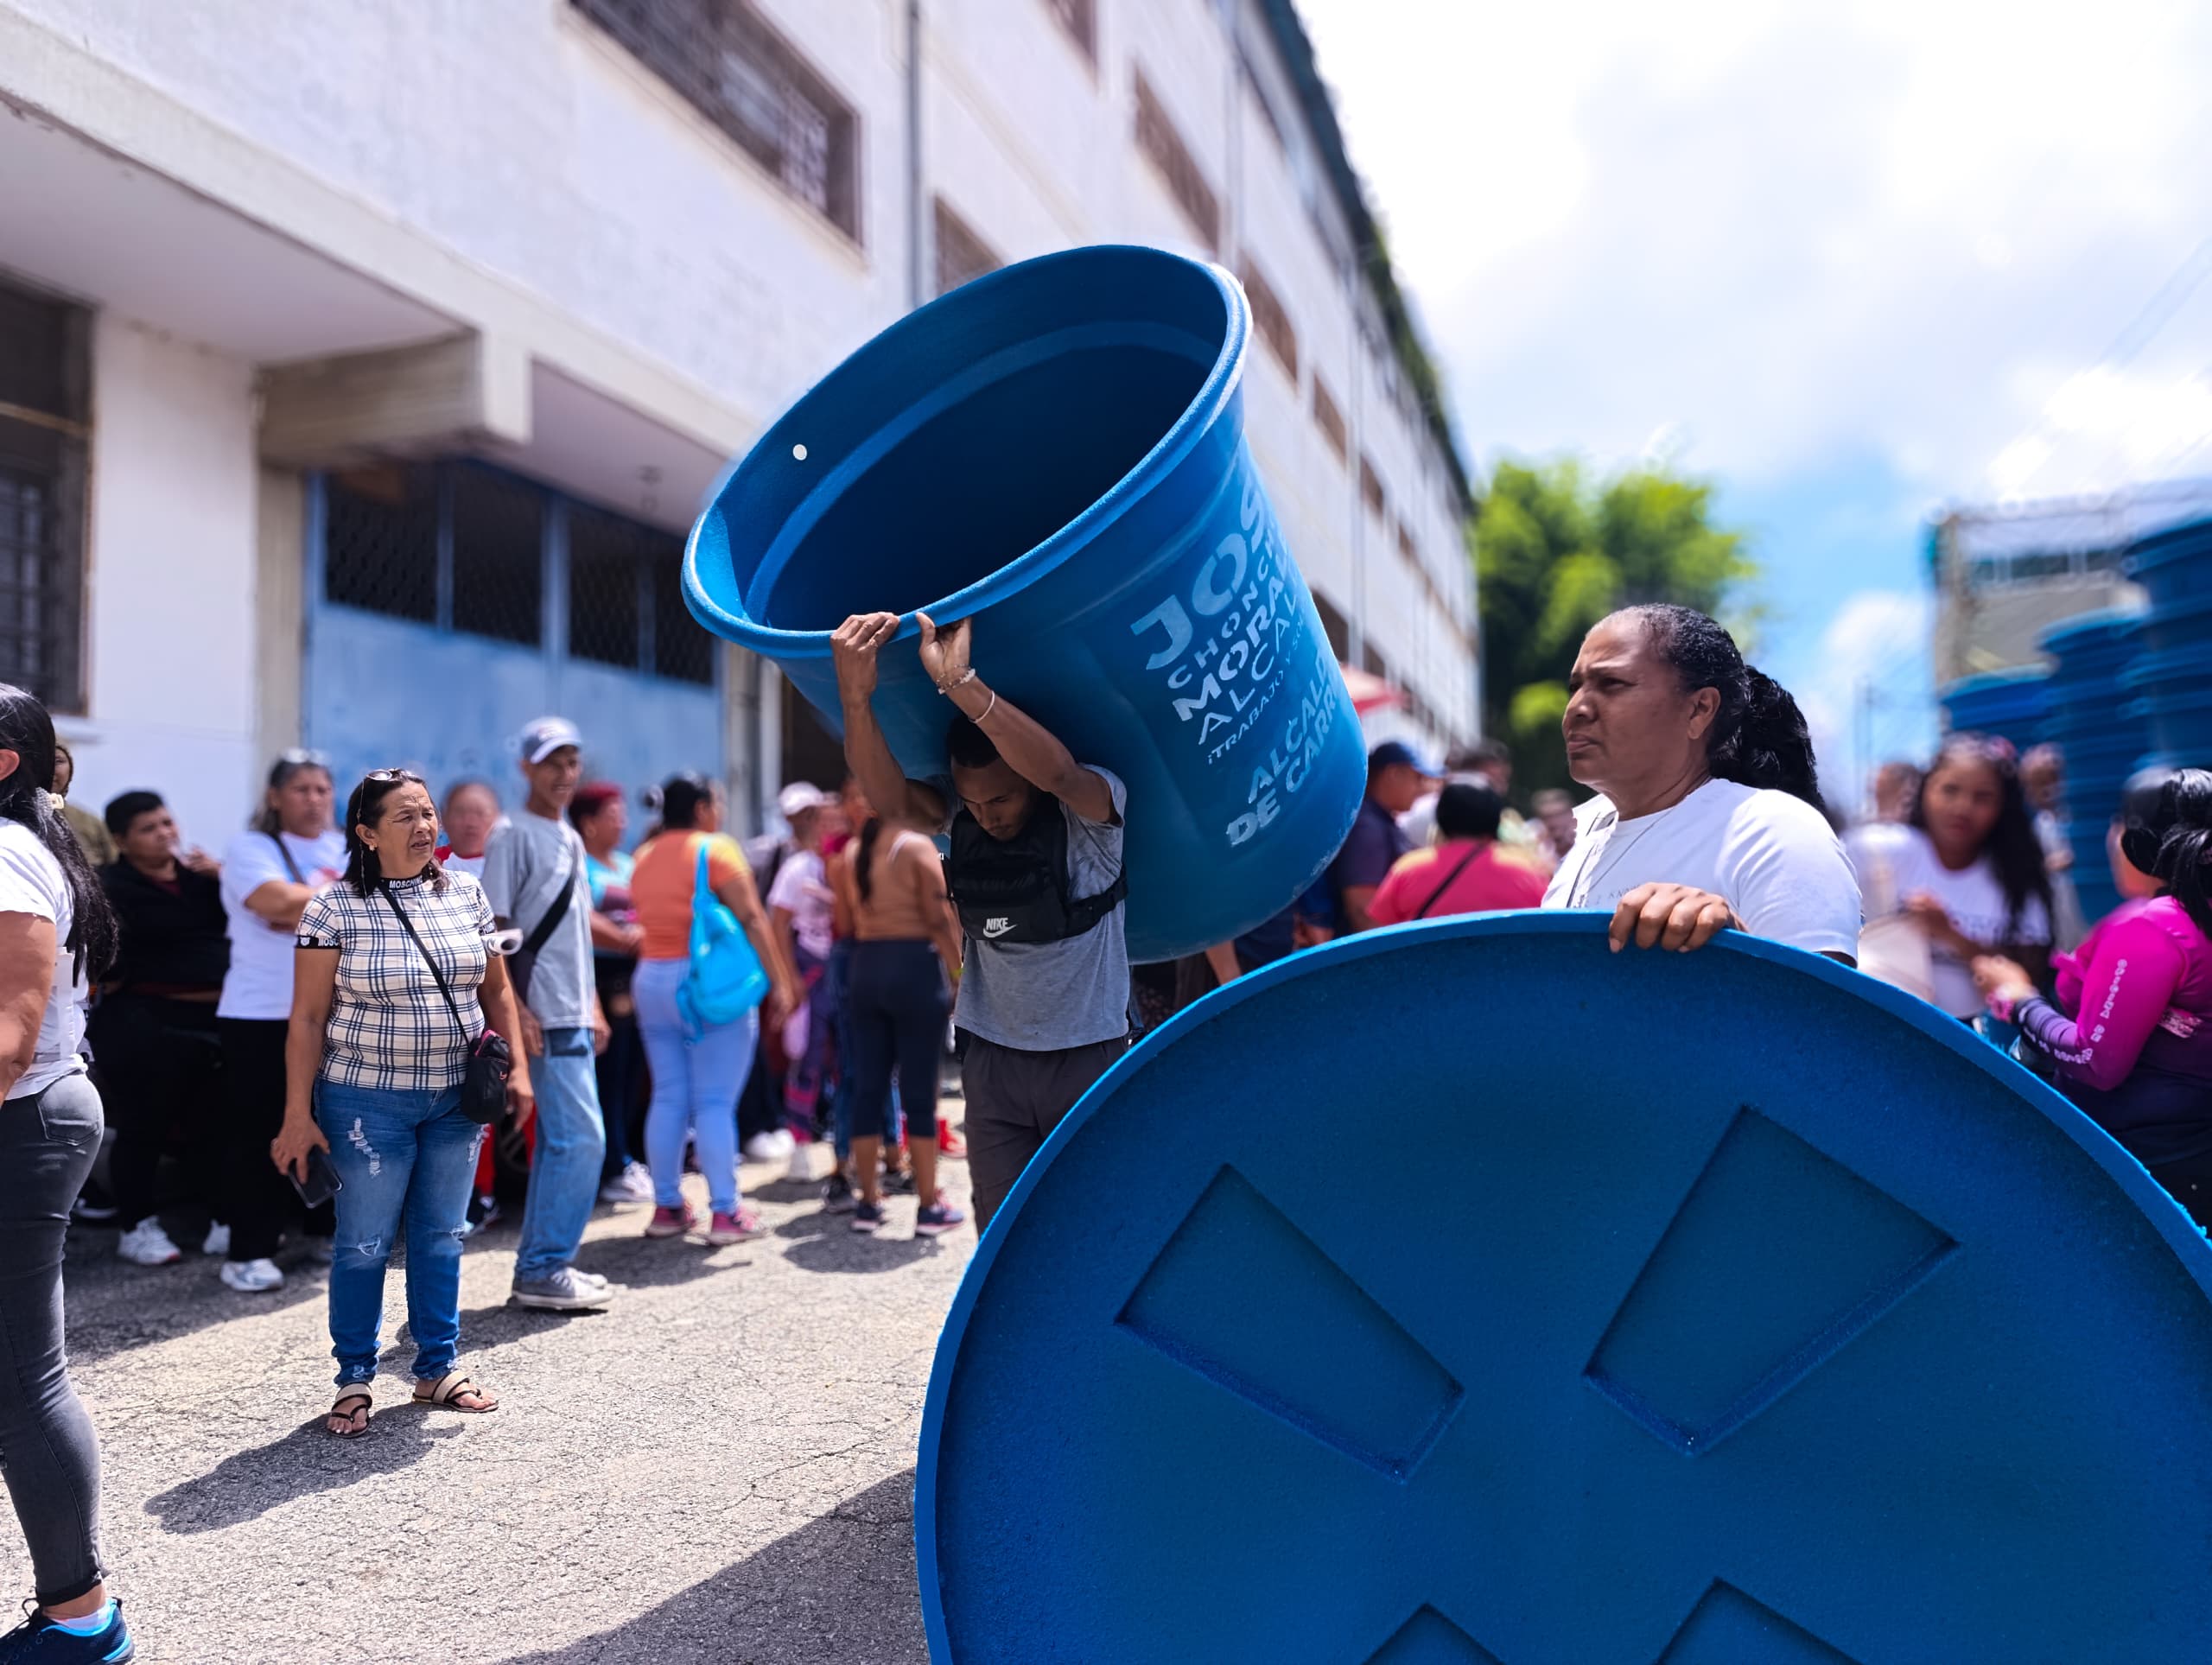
[
  {"xmin": 846, "ymin": 941, "xmax": 948, "ymax": 1142},
  {"xmin": 0, "ymin": 1073, "xmax": 108, "ymax": 1606},
  {"xmin": 220, "ymin": 1018, "xmax": 332, "ymax": 1261}
]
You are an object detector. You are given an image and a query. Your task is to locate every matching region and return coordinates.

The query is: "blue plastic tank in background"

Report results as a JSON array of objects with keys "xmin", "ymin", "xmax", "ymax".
[
  {"xmin": 2038, "ymin": 610, "xmax": 2145, "ymax": 925},
  {"xmin": 1936, "ymin": 664, "xmax": 2049, "ymax": 753},
  {"xmin": 2123, "ymin": 515, "xmax": 2212, "ymax": 773},
  {"xmin": 683, "ymin": 245, "xmax": 1365, "ymax": 963},
  {"xmin": 919, "ymin": 914, "xmax": 2212, "ymax": 1662}
]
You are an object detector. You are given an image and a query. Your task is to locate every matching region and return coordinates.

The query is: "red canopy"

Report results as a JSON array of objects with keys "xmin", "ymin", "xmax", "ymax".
[{"xmin": 1338, "ymin": 663, "xmax": 1403, "ymax": 716}]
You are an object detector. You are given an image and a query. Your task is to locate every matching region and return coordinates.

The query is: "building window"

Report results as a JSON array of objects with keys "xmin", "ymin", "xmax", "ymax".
[
  {"xmin": 0, "ymin": 280, "xmax": 90, "ymax": 712},
  {"xmin": 1396, "ymin": 519, "xmax": 1417, "ymax": 564},
  {"xmin": 450, "ymin": 468, "xmax": 543, "ymax": 646},
  {"xmin": 1041, "ymin": 0, "xmax": 1096, "ymax": 62},
  {"xmin": 934, "ymin": 196, "xmax": 1002, "ymax": 297},
  {"xmin": 573, "ymin": 0, "xmax": 861, "ymax": 241},
  {"xmin": 1313, "ymin": 591, "xmax": 1352, "ymax": 663},
  {"xmin": 1238, "ymin": 40, "xmax": 1288, "ymax": 155},
  {"xmin": 1242, "ymin": 256, "xmax": 1299, "ymax": 382},
  {"xmin": 325, "ymin": 463, "xmax": 440, "ymax": 625},
  {"xmin": 1134, "ymin": 68, "xmax": 1220, "ymax": 253},
  {"xmin": 324, "ymin": 464, "xmax": 713, "ymax": 684},
  {"xmin": 1360, "ymin": 454, "xmax": 1386, "ymax": 519},
  {"xmin": 1313, "ymin": 375, "xmax": 1348, "ymax": 465}
]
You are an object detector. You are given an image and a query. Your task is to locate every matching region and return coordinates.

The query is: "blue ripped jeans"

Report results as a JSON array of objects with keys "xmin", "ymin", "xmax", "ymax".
[{"xmin": 315, "ymin": 1078, "xmax": 483, "ymax": 1388}]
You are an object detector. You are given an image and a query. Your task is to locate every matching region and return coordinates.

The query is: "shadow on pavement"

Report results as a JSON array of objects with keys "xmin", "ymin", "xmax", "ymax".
[
  {"xmin": 495, "ymin": 1469, "xmax": 925, "ymax": 1665},
  {"xmin": 145, "ymin": 1411, "xmax": 464, "ymax": 1534},
  {"xmin": 62, "ymin": 1235, "xmax": 330, "ymax": 1369},
  {"xmin": 571, "ymin": 1232, "xmax": 760, "ymax": 1291},
  {"xmin": 777, "ymin": 1216, "xmax": 942, "ymax": 1276}
]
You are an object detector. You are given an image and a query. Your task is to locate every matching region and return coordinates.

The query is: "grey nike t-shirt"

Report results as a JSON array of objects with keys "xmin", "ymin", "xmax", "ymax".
[{"xmin": 944, "ymin": 766, "xmax": 1128, "ymax": 1052}]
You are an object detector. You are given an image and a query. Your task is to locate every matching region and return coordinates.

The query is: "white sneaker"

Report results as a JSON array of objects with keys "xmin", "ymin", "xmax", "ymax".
[
  {"xmin": 219, "ymin": 1257, "xmax": 284, "ymax": 1293},
  {"xmin": 597, "ymin": 1162, "xmax": 653, "ymax": 1205},
  {"xmin": 785, "ymin": 1140, "xmax": 817, "ymax": 1183},
  {"xmin": 117, "ymin": 1220, "xmax": 182, "ymax": 1266},
  {"xmin": 201, "ymin": 1222, "xmax": 231, "ymax": 1258},
  {"xmin": 742, "ymin": 1130, "xmax": 794, "ymax": 1162}
]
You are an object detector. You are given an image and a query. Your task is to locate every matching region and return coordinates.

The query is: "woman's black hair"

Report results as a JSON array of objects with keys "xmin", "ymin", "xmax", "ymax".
[
  {"xmin": 655, "ymin": 772, "xmax": 716, "ymax": 830},
  {"xmin": 0, "ymin": 685, "xmax": 117, "ymax": 982},
  {"xmin": 256, "ymin": 749, "xmax": 334, "ymax": 834},
  {"xmin": 1435, "ymin": 782, "xmax": 1506, "ymax": 842},
  {"xmin": 1622, "ymin": 605, "xmax": 1827, "ymax": 813},
  {"xmin": 2123, "ymin": 766, "xmax": 2212, "ymax": 939},
  {"xmin": 855, "ymin": 817, "xmax": 886, "ymax": 904},
  {"xmin": 340, "ymin": 769, "xmax": 447, "ymax": 896},
  {"xmin": 1909, "ymin": 733, "xmax": 2053, "ymax": 939}
]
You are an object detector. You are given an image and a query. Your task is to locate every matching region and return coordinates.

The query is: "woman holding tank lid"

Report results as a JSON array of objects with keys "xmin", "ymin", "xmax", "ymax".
[{"xmin": 1542, "ymin": 605, "xmax": 1860, "ymax": 958}]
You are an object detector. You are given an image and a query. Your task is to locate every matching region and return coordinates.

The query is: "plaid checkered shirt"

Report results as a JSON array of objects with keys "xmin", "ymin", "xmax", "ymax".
[{"xmin": 296, "ymin": 872, "xmax": 495, "ymax": 1092}]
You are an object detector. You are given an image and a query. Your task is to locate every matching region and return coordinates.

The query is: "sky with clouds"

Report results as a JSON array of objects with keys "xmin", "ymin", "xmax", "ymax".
[{"xmin": 1297, "ymin": 0, "xmax": 2212, "ymax": 798}]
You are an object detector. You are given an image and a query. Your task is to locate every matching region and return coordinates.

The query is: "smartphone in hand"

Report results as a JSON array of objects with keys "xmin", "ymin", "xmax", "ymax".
[{"xmin": 289, "ymin": 1145, "xmax": 344, "ymax": 1210}]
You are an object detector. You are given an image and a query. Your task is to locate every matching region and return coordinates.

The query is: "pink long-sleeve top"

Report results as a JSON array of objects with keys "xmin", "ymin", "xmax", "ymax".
[{"xmin": 2003, "ymin": 897, "xmax": 2212, "ymax": 1166}]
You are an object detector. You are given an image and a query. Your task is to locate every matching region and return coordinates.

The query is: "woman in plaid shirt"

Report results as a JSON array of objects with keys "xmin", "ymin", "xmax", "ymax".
[{"xmin": 270, "ymin": 770, "xmax": 537, "ymax": 1438}]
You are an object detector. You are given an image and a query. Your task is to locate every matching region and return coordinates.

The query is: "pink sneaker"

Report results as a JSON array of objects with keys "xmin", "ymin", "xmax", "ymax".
[
  {"xmin": 706, "ymin": 1208, "xmax": 764, "ymax": 1246},
  {"xmin": 644, "ymin": 1204, "xmax": 696, "ymax": 1239}
]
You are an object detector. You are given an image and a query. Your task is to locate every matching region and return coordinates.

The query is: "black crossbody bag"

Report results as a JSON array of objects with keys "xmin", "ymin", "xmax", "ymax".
[
  {"xmin": 505, "ymin": 855, "xmax": 580, "ymax": 1002},
  {"xmin": 1411, "ymin": 843, "xmax": 1486, "ymax": 920},
  {"xmin": 379, "ymin": 884, "xmax": 512, "ymax": 1125}
]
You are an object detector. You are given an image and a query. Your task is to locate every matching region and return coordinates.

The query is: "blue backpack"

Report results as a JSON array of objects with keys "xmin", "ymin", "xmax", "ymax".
[{"xmin": 677, "ymin": 838, "xmax": 768, "ymax": 1038}]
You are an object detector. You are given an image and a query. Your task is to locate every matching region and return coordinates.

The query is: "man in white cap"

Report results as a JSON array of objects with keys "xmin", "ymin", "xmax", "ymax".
[{"xmin": 481, "ymin": 717, "xmax": 614, "ymax": 1312}]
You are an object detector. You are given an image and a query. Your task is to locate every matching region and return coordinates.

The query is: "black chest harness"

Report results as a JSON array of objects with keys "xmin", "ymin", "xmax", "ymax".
[{"xmin": 945, "ymin": 798, "xmax": 1128, "ymax": 946}]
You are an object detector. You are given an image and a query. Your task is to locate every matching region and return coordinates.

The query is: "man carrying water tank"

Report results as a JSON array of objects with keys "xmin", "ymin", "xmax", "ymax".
[{"xmin": 832, "ymin": 610, "xmax": 1129, "ymax": 1234}]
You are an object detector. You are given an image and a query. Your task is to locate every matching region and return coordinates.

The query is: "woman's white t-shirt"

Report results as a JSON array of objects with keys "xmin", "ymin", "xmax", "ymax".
[
  {"xmin": 1542, "ymin": 778, "xmax": 1862, "ymax": 958},
  {"xmin": 219, "ymin": 827, "xmax": 347, "ymax": 1020},
  {"xmin": 1845, "ymin": 823, "xmax": 2052, "ymax": 1017},
  {"xmin": 0, "ymin": 820, "xmax": 87, "ymax": 1100}
]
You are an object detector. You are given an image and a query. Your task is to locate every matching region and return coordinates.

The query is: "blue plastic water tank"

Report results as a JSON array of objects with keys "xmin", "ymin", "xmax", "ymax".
[
  {"xmin": 683, "ymin": 245, "xmax": 1365, "ymax": 963},
  {"xmin": 919, "ymin": 914, "xmax": 2212, "ymax": 1662},
  {"xmin": 1937, "ymin": 665, "xmax": 2049, "ymax": 752},
  {"xmin": 2123, "ymin": 516, "xmax": 2212, "ymax": 771},
  {"xmin": 2039, "ymin": 610, "xmax": 2146, "ymax": 925}
]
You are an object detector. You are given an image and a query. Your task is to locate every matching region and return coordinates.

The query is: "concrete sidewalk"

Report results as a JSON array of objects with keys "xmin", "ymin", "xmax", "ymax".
[{"xmin": 4, "ymin": 1147, "xmax": 972, "ymax": 1664}]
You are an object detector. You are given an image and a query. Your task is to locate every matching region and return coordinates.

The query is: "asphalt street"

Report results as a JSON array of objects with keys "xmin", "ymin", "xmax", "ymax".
[{"xmin": 3, "ymin": 1134, "xmax": 974, "ymax": 1665}]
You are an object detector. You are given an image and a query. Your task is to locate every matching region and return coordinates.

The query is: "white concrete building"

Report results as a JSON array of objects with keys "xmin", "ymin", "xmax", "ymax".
[{"xmin": 0, "ymin": 0, "xmax": 1474, "ymax": 848}]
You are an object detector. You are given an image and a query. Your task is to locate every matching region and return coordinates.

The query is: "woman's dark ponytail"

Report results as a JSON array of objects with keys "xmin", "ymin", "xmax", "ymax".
[
  {"xmin": 1624, "ymin": 605, "xmax": 1827, "ymax": 813},
  {"xmin": 2144, "ymin": 768, "xmax": 2212, "ymax": 940},
  {"xmin": 855, "ymin": 817, "xmax": 885, "ymax": 904},
  {"xmin": 0, "ymin": 686, "xmax": 117, "ymax": 982}
]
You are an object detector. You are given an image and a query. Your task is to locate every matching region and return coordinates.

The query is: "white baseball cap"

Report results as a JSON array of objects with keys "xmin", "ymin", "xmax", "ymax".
[
  {"xmin": 518, "ymin": 716, "xmax": 583, "ymax": 764},
  {"xmin": 779, "ymin": 781, "xmax": 833, "ymax": 819}
]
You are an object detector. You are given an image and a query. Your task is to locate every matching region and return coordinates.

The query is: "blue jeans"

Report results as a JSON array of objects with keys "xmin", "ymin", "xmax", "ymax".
[
  {"xmin": 828, "ymin": 939, "xmax": 901, "ymax": 1161},
  {"xmin": 633, "ymin": 957, "xmax": 757, "ymax": 1216},
  {"xmin": 315, "ymin": 1079, "xmax": 483, "ymax": 1388},
  {"xmin": 513, "ymin": 1028, "xmax": 607, "ymax": 1282}
]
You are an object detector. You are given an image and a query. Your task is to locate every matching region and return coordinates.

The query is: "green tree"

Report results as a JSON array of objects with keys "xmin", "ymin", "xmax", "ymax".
[{"xmin": 1473, "ymin": 458, "xmax": 1758, "ymax": 793}]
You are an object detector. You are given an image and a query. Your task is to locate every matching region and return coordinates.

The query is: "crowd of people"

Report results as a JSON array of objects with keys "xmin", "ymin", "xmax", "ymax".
[{"xmin": 0, "ymin": 592, "xmax": 2208, "ymax": 1657}]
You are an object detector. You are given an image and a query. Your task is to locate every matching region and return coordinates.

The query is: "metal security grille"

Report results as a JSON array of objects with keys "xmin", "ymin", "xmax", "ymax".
[
  {"xmin": 1135, "ymin": 68, "xmax": 1220, "ymax": 253},
  {"xmin": 0, "ymin": 280, "xmax": 89, "ymax": 710},
  {"xmin": 651, "ymin": 547, "xmax": 715, "ymax": 684},
  {"xmin": 326, "ymin": 463, "xmax": 439, "ymax": 623},
  {"xmin": 934, "ymin": 197, "xmax": 1002, "ymax": 298},
  {"xmin": 451, "ymin": 467, "xmax": 543, "ymax": 645},
  {"xmin": 568, "ymin": 505, "xmax": 645, "ymax": 670}
]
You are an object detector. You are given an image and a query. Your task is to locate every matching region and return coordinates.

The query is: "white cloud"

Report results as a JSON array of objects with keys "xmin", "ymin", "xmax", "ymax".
[
  {"xmin": 1790, "ymin": 588, "xmax": 1936, "ymax": 798},
  {"xmin": 1295, "ymin": 0, "xmax": 2212, "ymax": 499}
]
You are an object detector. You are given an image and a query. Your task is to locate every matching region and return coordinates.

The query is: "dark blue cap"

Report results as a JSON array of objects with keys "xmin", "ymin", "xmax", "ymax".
[{"xmin": 1368, "ymin": 739, "xmax": 1442, "ymax": 778}]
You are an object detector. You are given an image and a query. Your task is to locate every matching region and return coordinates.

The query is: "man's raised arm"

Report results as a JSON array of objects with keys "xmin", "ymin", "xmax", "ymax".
[{"xmin": 832, "ymin": 612, "xmax": 949, "ymax": 827}]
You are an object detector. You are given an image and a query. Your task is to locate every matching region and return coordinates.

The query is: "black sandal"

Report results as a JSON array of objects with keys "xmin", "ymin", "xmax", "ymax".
[
  {"xmin": 325, "ymin": 1388, "xmax": 373, "ymax": 1439},
  {"xmin": 412, "ymin": 1369, "xmax": 499, "ymax": 1414}
]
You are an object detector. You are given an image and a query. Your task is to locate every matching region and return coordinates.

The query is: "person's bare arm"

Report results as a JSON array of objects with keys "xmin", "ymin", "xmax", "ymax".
[
  {"xmin": 830, "ymin": 843, "xmax": 858, "ymax": 940},
  {"xmin": 1338, "ymin": 886, "xmax": 1379, "ymax": 936},
  {"xmin": 918, "ymin": 613, "xmax": 1117, "ymax": 826},
  {"xmin": 1204, "ymin": 943, "xmax": 1242, "ymax": 987},
  {"xmin": 478, "ymin": 952, "xmax": 537, "ymax": 1126},
  {"xmin": 718, "ymin": 865, "xmax": 803, "ymax": 1026},
  {"xmin": 0, "ymin": 913, "xmax": 56, "ymax": 1101},
  {"xmin": 273, "ymin": 946, "xmax": 337, "ymax": 1180},
  {"xmin": 588, "ymin": 909, "xmax": 641, "ymax": 954},
  {"xmin": 832, "ymin": 613, "xmax": 950, "ymax": 829},
  {"xmin": 243, "ymin": 879, "xmax": 315, "ymax": 928},
  {"xmin": 905, "ymin": 836, "xmax": 964, "ymax": 982}
]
